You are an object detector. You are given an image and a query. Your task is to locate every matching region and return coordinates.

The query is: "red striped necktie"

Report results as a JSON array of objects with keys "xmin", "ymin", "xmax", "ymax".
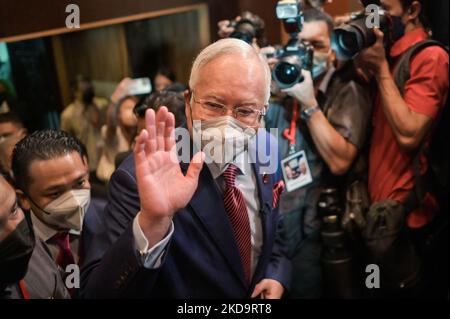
[
  {"xmin": 222, "ymin": 164, "xmax": 252, "ymax": 283},
  {"xmin": 51, "ymin": 232, "xmax": 75, "ymax": 270}
]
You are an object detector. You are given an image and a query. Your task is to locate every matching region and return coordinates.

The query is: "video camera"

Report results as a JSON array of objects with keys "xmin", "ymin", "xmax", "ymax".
[
  {"xmin": 271, "ymin": 0, "xmax": 313, "ymax": 89},
  {"xmin": 334, "ymin": 1, "xmax": 391, "ymax": 60}
]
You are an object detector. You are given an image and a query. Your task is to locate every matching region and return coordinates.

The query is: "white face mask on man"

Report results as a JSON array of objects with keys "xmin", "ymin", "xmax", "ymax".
[
  {"xmin": 192, "ymin": 115, "xmax": 257, "ymax": 170},
  {"xmin": 34, "ymin": 189, "xmax": 91, "ymax": 232},
  {"xmin": 311, "ymin": 51, "xmax": 330, "ymax": 80}
]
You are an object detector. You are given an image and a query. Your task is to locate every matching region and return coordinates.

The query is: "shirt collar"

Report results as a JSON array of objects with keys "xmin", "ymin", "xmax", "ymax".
[
  {"xmin": 390, "ymin": 27, "xmax": 429, "ymax": 58},
  {"xmin": 30, "ymin": 211, "xmax": 80, "ymax": 242},
  {"xmin": 191, "ymin": 131, "xmax": 257, "ymax": 180},
  {"xmin": 207, "ymin": 150, "xmax": 250, "ymax": 180}
]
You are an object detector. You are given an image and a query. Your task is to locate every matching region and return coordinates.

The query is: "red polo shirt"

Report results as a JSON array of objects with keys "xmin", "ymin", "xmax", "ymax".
[{"xmin": 368, "ymin": 28, "xmax": 449, "ymax": 228}]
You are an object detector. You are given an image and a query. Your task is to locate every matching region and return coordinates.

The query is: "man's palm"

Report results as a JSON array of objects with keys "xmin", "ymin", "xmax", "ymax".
[{"xmin": 134, "ymin": 107, "xmax": 204, "ymax": 218}]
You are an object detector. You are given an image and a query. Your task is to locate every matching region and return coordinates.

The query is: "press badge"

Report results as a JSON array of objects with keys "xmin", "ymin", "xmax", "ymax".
[{"xmin": 281, "ymin": 150, "xmax": 313, "ymax": 192}]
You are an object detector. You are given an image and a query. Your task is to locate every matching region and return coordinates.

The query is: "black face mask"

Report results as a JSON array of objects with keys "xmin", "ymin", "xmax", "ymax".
[
  {"xmin": 0, "ymin": 215, "xmax": 35, "ymax": 287},
  {"xmin": 82, "ymin": 87, "xmax": 95, "ymax": 106},
  {"xmin": 391, "ymin": 15, "xmax": 406, "ymax": 41}
]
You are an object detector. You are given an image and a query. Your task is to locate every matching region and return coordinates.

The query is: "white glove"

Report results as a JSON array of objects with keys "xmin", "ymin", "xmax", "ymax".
[{"xmin": 282, "ymin": 70, "xmax": 317, "ymax": 109}]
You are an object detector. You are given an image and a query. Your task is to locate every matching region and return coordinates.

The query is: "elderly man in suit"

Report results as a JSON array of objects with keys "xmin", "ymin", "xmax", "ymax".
[{"xmin": 81, "ymin": 38, "xmax": 291, "ymax": 298}]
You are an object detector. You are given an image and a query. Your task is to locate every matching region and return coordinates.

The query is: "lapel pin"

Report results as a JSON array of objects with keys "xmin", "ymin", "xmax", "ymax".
[{"xmin": 263, "ymin": 172, "xmax": 269, "ymax": 184}]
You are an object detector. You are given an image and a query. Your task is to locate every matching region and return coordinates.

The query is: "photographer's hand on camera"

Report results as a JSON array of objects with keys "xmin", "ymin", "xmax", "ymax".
[
  {"xmin": 358, "ymin": 28, "xmax": 390, "ymax": 79},
  {"xmin": 282, "ymin": 70, "xmax": 318, "ymax": 110},
  {"xmin": 217, "ymin": 19, "xmax": 235, "ymax": 38}
]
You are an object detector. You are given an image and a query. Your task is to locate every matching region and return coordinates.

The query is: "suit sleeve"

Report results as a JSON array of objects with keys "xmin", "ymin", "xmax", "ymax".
[{"xmin": 80, "ymin": 167, "xmax": 169, "ymax": 298}]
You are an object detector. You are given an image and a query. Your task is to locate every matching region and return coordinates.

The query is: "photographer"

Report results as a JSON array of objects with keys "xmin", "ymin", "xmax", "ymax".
[
  {"xmin": 217, "ymin": 11, "xmax": 267, "ymax": 51},
  {"xmin": 265, "ymin": 8, "xmax": 373, "ymax": 298},
  {"xmin": 358, "ymin": 0, "xmax": 449, "ymax": 297}
]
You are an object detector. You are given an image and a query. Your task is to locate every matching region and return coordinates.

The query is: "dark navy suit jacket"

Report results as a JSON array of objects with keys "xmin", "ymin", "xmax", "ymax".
[{"xmin": 80, "ymin": 129, "xmax": 291, "ymax": 298}]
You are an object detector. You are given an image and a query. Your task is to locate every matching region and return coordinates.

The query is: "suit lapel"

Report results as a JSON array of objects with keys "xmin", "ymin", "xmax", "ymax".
[
  {"xmin": 248, "ymin": 131, "xmax": 276, "ymax": 285},
  {"xmin": 177, "ymin": 130, "xmax": 277, "ymax": 290},
  {"xmin": 180, "ymin": 161, "xmax": 248, "ymax": 289}
]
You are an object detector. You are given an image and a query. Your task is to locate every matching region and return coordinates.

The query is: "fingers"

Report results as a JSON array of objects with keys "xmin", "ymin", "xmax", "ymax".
[
  {"xmin": 186, "ymin": 151, "xmax": 205, "ymax": 182},
  {"xmin": 119, "ymin": 77, "xmax": 132, "ymax": 88},
  {"xmin": 144, "ymin": 106, "xmax": 176, "ymax": 155},
  {"xmin": 217, "ymin": 19, "xmax": 230, "ymax": 28},
  {"xmin": 251, "ymin": 282, "xmax": 265, "ymax": 298},
  {"xmin": 134, "ymin": 129, "xmax": 151, "ymax": 176},
  {"xmin": 111, "ymin": 78, "xmax": 132, "ymax": 103},
  {"xmin": 164, "ymin": 110, "xmax": 176, "ymax": 152},
  {"xmin": 145, "ymin": 108, "xmax": 157, "ymax": 155},
  {"xmin": 267, "ymin": 58, "xmax": 278, "ymax": 70},
  {"xmin": 217, "ymin": 19, "xmax": 234, "ymax": 38},
  {"xmin": 374, "ymin": 27, "xmax": 384, "ymax": 42},
  {"xmin": 301, "ymin": 69, "xmax": 313, "ymax": 83},
  {"xmin": 251, "ymin": 279, "xmax": 284, "ymax": 299},
  {"xmin": 156, "ymin": 107, "xmax": 169, "ymax": 151}
]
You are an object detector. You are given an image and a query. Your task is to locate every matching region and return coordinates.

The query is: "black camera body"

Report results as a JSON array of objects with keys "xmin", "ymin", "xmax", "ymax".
[
  {"xmin": 334, "ymin": 4, "xmax": 391, "ymax": 60},
  {"xmin": 272, "ymin": 0, "xmax": 314, "ymax": 89},
  {"xmin": 228, "ymin": 11, "xmax": 265, "ymax": 45},
  {"xmin": 229, "ymin": 19, "xmax": 258, "ymax": 45}
]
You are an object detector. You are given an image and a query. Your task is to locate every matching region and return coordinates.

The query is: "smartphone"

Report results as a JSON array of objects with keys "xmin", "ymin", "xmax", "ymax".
[{"xmin": 127, "ymin": 78, "xmax": 152, "ymax": 96}]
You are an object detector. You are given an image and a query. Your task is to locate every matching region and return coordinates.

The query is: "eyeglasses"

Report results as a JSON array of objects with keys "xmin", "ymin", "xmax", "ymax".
[{"xmin": 191, "ymin": 92, "xmax": 266, "ymax": 126}]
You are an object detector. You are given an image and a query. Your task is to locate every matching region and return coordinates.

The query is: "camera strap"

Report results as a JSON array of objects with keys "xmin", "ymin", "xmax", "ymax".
[{"xmin": 282, "ymin": 98, "xmax": 299, "ymax": 155}]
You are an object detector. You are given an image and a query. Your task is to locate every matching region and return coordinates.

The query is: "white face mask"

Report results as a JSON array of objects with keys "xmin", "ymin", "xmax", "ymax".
[
  {"xmin": 39, "ymin": 189, "xmax": 91, "ymax": 232},
  {"xmin": 192, "ymin": 116, "xmax": 257, "ymax": 170},
  {"xmin": 312, "ymin": 51, "xmax": 330, "ymax": 80}
]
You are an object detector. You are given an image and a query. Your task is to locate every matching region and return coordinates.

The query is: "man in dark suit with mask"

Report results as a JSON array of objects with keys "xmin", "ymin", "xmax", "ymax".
[
  {"xmin": 11, "ymin": 130, "xmax": 93, "ymax": 271},
  {"xmin": 81, "ymin": 38, "xmax": 291, "ymax": 298}
]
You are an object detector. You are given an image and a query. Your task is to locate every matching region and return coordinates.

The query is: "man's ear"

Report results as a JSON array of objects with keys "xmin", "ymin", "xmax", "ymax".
[
  {"xmin": 329, "ymin": 49, "xmax": 337, "ymax": 66},
  {"xmin": 408, "ymin": 1, "xmax": 422, "ymax": 22},
  {"xmin": 82, "ymin": 155, "xmax": 89, "ymax": 167},
  {"xmin": 183, "ymin": 89, "xmax": 191, "ymax": 104},
  {"xmin": 16, "ymin": 189, "xmax": 31, "ymax": 211}
]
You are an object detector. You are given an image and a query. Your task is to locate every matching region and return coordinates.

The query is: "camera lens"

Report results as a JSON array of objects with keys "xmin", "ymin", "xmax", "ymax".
[
  {"xmin": 333, "ymin": 5, "xmax": 388, "ymax": 60},
  {"xmin": 337, "ymin": 31, "xmax": 360, "ymax": 58},
  {"xmin": 273, "ymin": 61, "xmax": 302, "ymax": 89},
  {"xmin": 334, "ymin": 28, "xmax": 365, "ymax": 60}
]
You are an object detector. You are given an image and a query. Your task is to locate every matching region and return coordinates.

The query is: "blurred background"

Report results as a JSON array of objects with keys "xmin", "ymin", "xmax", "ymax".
[{"xmin": 1, "ymin": 0, "xmax": 364, "ymax": 131}]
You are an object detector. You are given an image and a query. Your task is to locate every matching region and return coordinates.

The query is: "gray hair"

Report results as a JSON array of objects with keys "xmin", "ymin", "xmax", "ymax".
[{"xmin": 189, "ymin": 38, "xmax": 271, "ymax": 104}]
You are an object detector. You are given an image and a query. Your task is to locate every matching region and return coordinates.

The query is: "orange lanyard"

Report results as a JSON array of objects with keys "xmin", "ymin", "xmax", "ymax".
[
  {"xmin": 19, "ymin": 279, "xmax": 30, "ymax": 299},
  {"xmin": 282, "ymin": 99, "xmax": 299, "ymax": 154}
]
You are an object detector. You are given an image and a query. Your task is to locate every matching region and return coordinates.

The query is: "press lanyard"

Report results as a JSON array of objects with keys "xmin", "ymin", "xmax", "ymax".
[
  {"xmin": 19, "ymin": 279, "xmax": 30, "ymax": 299},
  {"xmin": 282, "ymin": 99, "xmax": 299, "ymax": 155}
]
